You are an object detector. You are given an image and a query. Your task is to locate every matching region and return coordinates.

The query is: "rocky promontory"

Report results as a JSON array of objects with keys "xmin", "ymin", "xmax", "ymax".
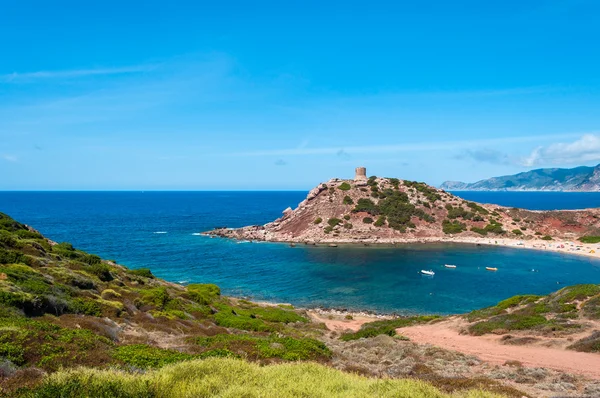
[{"xmin": 205, "ymin": 168, "xmax": 600, "ymax": 245}]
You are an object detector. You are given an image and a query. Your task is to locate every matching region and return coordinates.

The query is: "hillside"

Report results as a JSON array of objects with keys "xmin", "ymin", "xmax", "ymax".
[
  {"xmin": 3, "ymin": 211, "xmax": 600, "ymax": 396},
  {"xmin": 440, "ymin": 164, "xmax": 600, "ymax": 192},
  {"xmin": 206, "ymin": 170, "xmax": 600, "ymax": 244},
  {"xmin": 0, "ymin": 211, "xmax": 523, "ymax": 397}
]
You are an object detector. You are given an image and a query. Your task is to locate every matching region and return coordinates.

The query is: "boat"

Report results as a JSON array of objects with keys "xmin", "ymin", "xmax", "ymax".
[
  {"xmin": 486, "ymin": 267, "xmax": 498, "ymax": 271},
  {"xmin": 420, "ymin": 270, "xmax": 435, "ymax": 276},
  {"xmin": 444, "ymin": 264, "xmax": 457, "ymax": 269}
]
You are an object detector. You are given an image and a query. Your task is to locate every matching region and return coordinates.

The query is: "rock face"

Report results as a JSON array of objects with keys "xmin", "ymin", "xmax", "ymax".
[
  {"xmin": 441, "ymin": 164, "xmax": 600, "ymax": 191},
  {"xmin": 206, "ymin": 170, "xmax": 600, "ymax": 244}
]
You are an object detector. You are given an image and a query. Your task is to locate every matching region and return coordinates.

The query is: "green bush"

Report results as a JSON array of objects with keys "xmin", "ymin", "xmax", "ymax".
[
  {"xmin": 442, "ymin": 219, "xmax": 466, "ymax": 234},
  {"xmin": 580, "ymin": 236, "xmax": 600, "ymax": 244},
  {"xmin": 338, "ymin": 182, "xmax": 351, "ymax": 191},
  {"xmin": 362, "ymin": 217, "xmax": 373, "ymax": 224},
  {"xmin": 327, "ymin": 218, "xmax": 342, "ymax": 227},
  {"xmin": 541, "ymin": 235, "xmax": 553, "ymax": 241},
  {"xmin": 512, "ymin": 229, "xmax": 523, "ymax": 236},
  {"xmin": 374, "ymin": 216, "xmax": 386, "ymax": 227},
  {"xmin": 340, "ymin": 316, "xmax": 440, "ymax": 341},
  {"xmin": 187, "ymin": 284, "xmax": 220, "ymax": 305},
  {"xmin": 352, "ymin": 198, "xmax": 378, "ymax": 215},
  {"xmin": 84, "ymin": 263, "xmax": 113, "ymax": 282},
  {"xmin": 112, "ymin": 344, "xmax": 197, "ymax": 369},
  {"xmin": 313, "ymin": 217, "xmax": 322, "ymax": 225},
  {"xmin": 129, "ymin": 268, "xmax": 154, "ymax": 278},
  {"xmin": 342, "ymin": 196, "xmax": 354, "ymax": 205}
]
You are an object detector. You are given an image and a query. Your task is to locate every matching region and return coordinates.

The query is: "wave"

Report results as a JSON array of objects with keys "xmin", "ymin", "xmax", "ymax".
[
  {"xmin": 153, "ymin": 231, "xmax": 167, "ymax": 234},
  {"xmin": 192, "ymin": 233, "xmax": 202, "ymax": 236}
]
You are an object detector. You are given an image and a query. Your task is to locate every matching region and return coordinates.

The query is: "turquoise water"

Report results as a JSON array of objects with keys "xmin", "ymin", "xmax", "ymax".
[{"xmin": 1, "ymin": 191, "xmax": 600, "ymax": 314}]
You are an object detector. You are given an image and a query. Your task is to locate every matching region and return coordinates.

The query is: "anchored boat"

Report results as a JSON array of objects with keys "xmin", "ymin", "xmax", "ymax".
[
  {"xmin": 486, "ymin": 267, "xmax": 498, "ymax": 271},
  {"xmin": 421, "ymin": 270, "xmax": 435, "ymax": 276},
  {"xmin": 444, "ymin": 264, "xmax": 457, "ymax": 269}
]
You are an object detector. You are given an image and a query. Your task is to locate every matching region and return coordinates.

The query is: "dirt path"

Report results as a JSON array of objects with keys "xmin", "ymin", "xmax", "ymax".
[{"xmin": 398, "ymin": 322, "xmax": 600, "ymax": 380}]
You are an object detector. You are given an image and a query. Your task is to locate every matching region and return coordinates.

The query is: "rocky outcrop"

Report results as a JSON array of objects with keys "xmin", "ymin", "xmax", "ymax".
[{"xmin": 206, "ymin": 173, "xmax": 600, "ymax": 244}]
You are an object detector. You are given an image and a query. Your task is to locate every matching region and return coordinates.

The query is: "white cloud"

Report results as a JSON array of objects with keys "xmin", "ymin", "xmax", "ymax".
[
  {"xmin": 0, "ymin": 65, "xmax": 155, "ymax": 83},
  {"xmin": 520, "ymin": 134, "xmax": 600, "ymax": 167},
  {"xmin": 2, "ymin": 154, "xmax": 18, "ymax": 162}
]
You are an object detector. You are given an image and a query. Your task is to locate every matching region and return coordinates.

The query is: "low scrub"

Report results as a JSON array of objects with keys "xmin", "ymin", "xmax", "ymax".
[
  {"xmin": 14, "ymin": 357, "xmax": 505, "ymax": 398},
  {"xmin": 340, "ymin": 316, "xmax": 441, "ymax": 341}
]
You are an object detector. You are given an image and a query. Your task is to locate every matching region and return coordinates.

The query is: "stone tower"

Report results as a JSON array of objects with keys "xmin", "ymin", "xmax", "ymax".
[{"xmin": 354, "ymin": 166, "xmax": 367, "ymax": 185}]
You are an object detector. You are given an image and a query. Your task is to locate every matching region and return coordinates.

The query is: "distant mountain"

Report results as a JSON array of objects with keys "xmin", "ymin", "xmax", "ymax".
[{"xmin": 440, "ymin": 164, "xmax": 600, "ymax": 192}]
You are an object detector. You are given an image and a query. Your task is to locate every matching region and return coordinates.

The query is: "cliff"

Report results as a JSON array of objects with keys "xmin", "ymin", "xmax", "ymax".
[
  {"xmin": 440, "ymin": 164, "xmax": 600, "ymax": 191},
  {"xmin": 206, "ymin": 175, "xmax": 600, "ymax": 244}
]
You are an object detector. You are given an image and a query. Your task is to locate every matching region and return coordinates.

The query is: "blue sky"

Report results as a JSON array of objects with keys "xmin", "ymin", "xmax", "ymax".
[{"xmin": 1, "ymin": 0, "xmax": 600, "ymax": 190}]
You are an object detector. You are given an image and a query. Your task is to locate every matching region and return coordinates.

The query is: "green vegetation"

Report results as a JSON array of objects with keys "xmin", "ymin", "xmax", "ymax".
[
  {"xmin": 466, "ymin": 202, "xmax": 489, "ymax": 215},
  {"xmin": 314, "ymin": 217, "xmax": 322, "ymax": 225},
  {"xmin": 362, "ymin": 217, "xmax": 373, "ymax": 224},
  {"xmin": 512, "ymin": 229, "xmax": 523, "ymax": 236},
  {"xmin": 374, "ymin": 215, "xmax": 386, "ymax": 227},
  {"xmin": 13, "ymin": 358, "xmax": 505, "ymax": 398},
  {"xmin": 128, "ymin": 268, "xmax": 154, "ymax": 278},
  {"xmin": 403, "ymin": 180, "xmax": 442, "ymax": 203},
  {"xmin": 352, "ymin": 189, "xmax": 434, "ymax": 232},
  {"xmin": 338, "ymin": 182, "xmax": 352, "ymax": 191},
  {"xmin": 195, "ymin": 334, "xmax": 331, "ymax": 362},
  {"xmin": 442, "ymin": 220, "xmax": 466, "ymax": 234},
  {"xmin": 541, "ymin": 235, "xmax": 553, "ymax": 241},
  {"xmin": 466, "ymin": 285, "xmax": 600, "ymax": 336},
  {"xmin": 112, "ymin": 344, "xmax": 199, "ymax": 369},
  {"xmin": 342, "ymin": 195, "xmax": 354, "ymax": 205},
  {"xmin": 187, "ymin": 284, "xmax": 220, "ymax": 305},
  {"xmin": 340, "ymin": 316, "xmax": 441, "ymax": 341},
  {"xmin": 579, "ymin": 236, "xmax": 600, "ymax": 244},
  {"xmin": 470, "ymin": 220, "xmax": 505, "ymax": 236},
  {"xmin": 327, "ymin": 218, "xmax": 343, "ymax": 227}
]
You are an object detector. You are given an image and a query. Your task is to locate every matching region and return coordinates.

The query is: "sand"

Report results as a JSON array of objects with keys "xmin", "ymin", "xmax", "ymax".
[{"xmin": 397, "ymin": 319, "xmax": 600, "ymax": 380}]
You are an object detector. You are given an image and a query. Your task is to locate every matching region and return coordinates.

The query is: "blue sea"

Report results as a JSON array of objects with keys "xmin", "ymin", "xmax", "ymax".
[{"xmin": 1, "ymin": 191, "xmax": 600, "ymax": 315}]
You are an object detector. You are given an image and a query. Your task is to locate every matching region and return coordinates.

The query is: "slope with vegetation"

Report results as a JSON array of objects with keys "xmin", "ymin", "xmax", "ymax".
[
  {"xmin": 0, "ymin": 212, "xmax": 522, "ymax": 397},
  {"xmin": 206, "ymin": 174, "xmax": 600, "ymax": 244}
]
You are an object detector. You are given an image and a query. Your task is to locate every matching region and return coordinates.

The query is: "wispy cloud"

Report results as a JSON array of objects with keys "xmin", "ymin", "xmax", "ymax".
[
  {"xmin": 520, "ymin": 134, "xmax": 600, "ymax": 167},
  {"xmin": 2, "ymin": 154, "xmax": 18, "ymax": 162},
  {"xmin": 454, "ymin": 148, "xmax": 512, "ymax": 165},
  {"xmin": 274, "ymin": 159, "xmax": 287, "ymax": 166},
  {"xmin": 0, "ymin": 65, "xmax": 155, "ymax": 83},
  {"xmin": 228, "ymin": 132, "xmax": 583, "ymax": 157}
]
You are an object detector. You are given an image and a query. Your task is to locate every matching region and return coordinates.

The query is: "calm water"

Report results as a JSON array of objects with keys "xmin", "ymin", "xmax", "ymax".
[{"xmin": 1, "ymin": 191, "xmax": 600, "ymax": 315}]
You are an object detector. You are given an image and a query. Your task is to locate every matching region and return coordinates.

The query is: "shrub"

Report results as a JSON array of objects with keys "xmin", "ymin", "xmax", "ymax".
[
  {"xmin": 129, "ymin": 268, "xmax": 154, "ymax": 278},
  {"xmin": 442, "ymin": 220, "xmax": 466, "ymax": 234},
  {"xmin": 112, "ymin": 344, "xmax": 197, "ymax": 369},
  {"xmin": 327, "ymin": 218, "xmax": 342, "ymax": 227},
  {"xmin": 353, "ymin": 199, "xmax": 378, "ymax": 215},
  {"xmin": 541, "ymin": 235, "xmax": 553, "ymax": 241},
  {"xmin": 374, "ymin": 216, "xmax": 386, "ymax": 227},
  {"xmin": 84, "ymin": 263, "xmax": 113, "ymax": 282},
  {"xmin": 338, "ymin": 182, "xmax": 351, "ymax": 191},
  {"xmin": 342, "ymin": 196, "xmax": 354, "ymax": 205},
  {"xmin": 579, "ymin": 236, "xmax": 600, "ymax": 244},
  {"xmin": 343, "ymin": 214, "xmax": 351, "ymax": 220},
  {"xmin": 362, "ymin": 217, "xmax": 373, "ymax": 224},
  {"xmin": 512, "ymin": 229, "xmax": 523, "ymax": 236},
  {"xmin": 187, "ymin": 284, "xmax": 220, "ymax": 305},
  {"xmin": 313, "ymin": 217, "xmax": 322, "ymax": 225},
  {"xmin": 340, "ymin": 315, "xmax": 440, "ymax": 341},
  {"xmin": 343, "ymin": 222, "xmax": 352, "ymax": 229}
]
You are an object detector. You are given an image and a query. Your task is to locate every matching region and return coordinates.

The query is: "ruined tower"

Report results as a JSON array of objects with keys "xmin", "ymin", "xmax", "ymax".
[{"xmin": 354, "ymin": 166, "xmax": 367, "ymax": 185}]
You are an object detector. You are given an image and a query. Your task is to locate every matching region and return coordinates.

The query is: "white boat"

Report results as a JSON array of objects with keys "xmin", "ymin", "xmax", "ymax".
[
  {"xmin": 444, "ymin": 264, "xmax": 457, "ymax": 269},
  {"xmin": 421, "ymin": 270, "xmax": 435, "ymax": 276},
  {"xmin": 486, "ymin": 267, "xmax": 498, "ymax": 271}
]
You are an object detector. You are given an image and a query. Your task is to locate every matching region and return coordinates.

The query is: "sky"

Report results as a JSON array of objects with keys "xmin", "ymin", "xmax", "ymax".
[{"xmin": 1, "ymin": 0, "xmax": 600, "ymax": 190}]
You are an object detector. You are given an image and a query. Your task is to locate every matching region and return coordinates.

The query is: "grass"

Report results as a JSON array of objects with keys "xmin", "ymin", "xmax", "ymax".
[
  {"xmin": 12, "ymin": 357, "xmax": 506, "ymax": 398},
  {"xmin": 186, "ymin": 284, "xmax": 220, "ymax": 305},
  {"xmin": 112, "ymin": 344, "xmax": 199, "ymax": 369},
  {"xmin": 195, "ymin": 334, "xmax": 331, "ymax": 362},
  {"xmin": 340, "ymin": 315, "xmax": 441, "ymax": 341}
]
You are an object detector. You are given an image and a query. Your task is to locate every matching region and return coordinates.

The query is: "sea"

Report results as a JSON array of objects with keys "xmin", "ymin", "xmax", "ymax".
[{"xmin": 1, "ymin": 191, "xmax": 600, "ymax": 315}]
